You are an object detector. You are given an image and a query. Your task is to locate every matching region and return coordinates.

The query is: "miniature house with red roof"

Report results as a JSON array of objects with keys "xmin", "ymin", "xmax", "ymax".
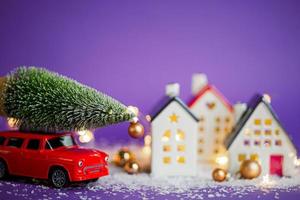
[
  {"xmin": 188, "ymin": 74, "xmax": 234, "ymax": 164},
  {"xmin": 151, "ymin": 83, "xmax": 198, "ymax": 176},
  {"xmin": 225, "ymin": 94, "xmax": 298, "ymax": 177}
]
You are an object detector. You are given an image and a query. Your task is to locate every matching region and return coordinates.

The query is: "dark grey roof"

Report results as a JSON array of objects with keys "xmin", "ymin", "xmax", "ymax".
[
  {"xmin": 225, "ymin": 94, "xmax": 297, "ymax": 151},
  {"xmin": 150, "ymin": 96, "xmax": 199, "ymax": 122}
]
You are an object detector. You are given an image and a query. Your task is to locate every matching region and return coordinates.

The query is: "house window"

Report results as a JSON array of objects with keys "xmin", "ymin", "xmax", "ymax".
[
  {"xmin": 162, "ymin": 130, "xmax": 171, "ymax": 142},
  {"xmin": 163, "ymin": 145, "xmax": 171, "ymax": 152},
  {"xmin": 225, "ymin": 116, "xmax": 231, "ymax": 123},
  {"xmin": 238, "ymin": 154, "xmax": 246, "ymax": 162},
  {"xmin": 198, "ymin": 149, "xmax": 203, "ymax": 154},
  {"xmin": 244, "ymin": 140, "xmax": 250, "ymax": 146},
  {"xmin": 214, "ymin": 148, "xmax": 219, "ymax": 154},
  {"xmin": 215, "ymin": 117, "xmax": 221, "ymax": 123},
  {"xmin": 254, "ymin": 140, "xmax": 261, "ymax": 146},
  {"xmin": 215, "ymin": 127, "xmax": 220, "ymax": 134},
  {"xmin": 199, "ymin": 116, "xmax": 205, "ymax": 122},
  {"xmin": 265, "ymin": 119, "xmax": 272, "ymax": 125},
  {"xmin": 264, "ymin": 139, "xmax": 271, "ymax": 147},
  {"xmin": 198, "ymin": 138, "xmax": 204, "ymax": 144},
  {"xmin": 275, "ymin": 129, "xmax": 280, "ymax": 135},
  {"xmin": 224, "ymin": 127, "xmax": 231, "ymax": 134},
  {"xmin": 254, "ymin": 119, "xmax": 261, "ymax": 125},
  {"xmin": 265, "ymin": 129, "xmax": 272, "ymax": 135},
  {"xmin": 177, "ymin": 145, "xmax": 185, "ymax": 152},
  {"xmin": 176, "ymin": 129, "xmax": 185, "ymax": 141},
  {"xmin": 177, "ymin": 156, "xmax": 185, "ymax": 164},
  {"xmin": 215, "ymin": 139, "xmax": 220, "ymax": 144},
  {"xmin": 250, "ymin": 154, "xmax": 259, "ymax": 161},
  {"xmin": 163, "ymin": 157, "xmax": 171, "ymax": 164},
  {"xmin": 199, "ymin": 126, "xmax": 205, "ymax": 132},
  {"xmin": 244, "ymin": 128, "xmax": 251, "ymax": 136},
  {"xmin": 275, "ymin": 140, "xmax": 282, "ymax": 146},
  {"xmin": 254, "ymin": 130, "xmax": 261, "ymax": 136}
]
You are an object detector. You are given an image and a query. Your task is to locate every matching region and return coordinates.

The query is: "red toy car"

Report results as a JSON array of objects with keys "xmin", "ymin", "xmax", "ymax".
[{"xmin": 0, "ymin": 131, "xmax": 109, "ymax": 188}]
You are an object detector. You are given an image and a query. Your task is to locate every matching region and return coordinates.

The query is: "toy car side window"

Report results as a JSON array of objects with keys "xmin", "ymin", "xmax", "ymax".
[
  {"xmin": 0, "ymin": 136, "xmax": 6, "ymax": 145},
  {"xmin": 7, "ymin": 137, "xmax": 24, "ymax": 148},
  {"xmin": 27, "ymin": 139, "xmax": 40, "ymax": 150}
]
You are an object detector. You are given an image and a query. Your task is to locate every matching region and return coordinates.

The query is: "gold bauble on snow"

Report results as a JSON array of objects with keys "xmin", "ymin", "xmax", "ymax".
[
  {"xmin": 113, "ymin": 148, "xmax": 135, "ymax": 167},
  {"xmin": 124, "ymin": 160, "xmax": 140, "ymax": 174},
  {"xmin": 212, "ymin": 168, "xmax": 227, "ymax": 182},
  {"xmin": 240, "ymin": 159, "xmax": 261, "ymax": 179}
]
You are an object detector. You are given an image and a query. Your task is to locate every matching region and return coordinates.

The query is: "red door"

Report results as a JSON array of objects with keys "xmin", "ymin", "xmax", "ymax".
[{"xmin": 270, "ymin": 155, "xmax": 283, "ymax": 176}]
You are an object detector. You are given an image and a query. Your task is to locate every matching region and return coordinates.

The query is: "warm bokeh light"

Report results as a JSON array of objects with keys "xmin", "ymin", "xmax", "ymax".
[
  {"xmin": 215, "ymin": 155, "xmax": 229, "ymax": 166},
  {"xmin": 78, "ymin": 130, "xmax": 94, "ymax": 143},
  {"xmin": 7, "ymin": 118, "xmax": 18, "ymax": 129}
]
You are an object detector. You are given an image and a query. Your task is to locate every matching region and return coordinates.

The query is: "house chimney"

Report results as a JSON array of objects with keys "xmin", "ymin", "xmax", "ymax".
[
  {"xmin": 192, "ymin": 73, "xmax": 208, "ymax": 96},
  {"xmin": 166, "ymin": 83, "xmax": 180, "ymax": 97},
  {"xmin": 233, "ymin": 102, "xmax": 247, "ymax": 124}
]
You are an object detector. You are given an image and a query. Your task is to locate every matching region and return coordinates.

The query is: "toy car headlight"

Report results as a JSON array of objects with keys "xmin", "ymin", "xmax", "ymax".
[
  {"xmin": 78, "ymin": 160, "xmax": 84, "ymax": 167},
  {"xmin": 105, "ymin": 156, "xmax": 109, "ymax": 162}
]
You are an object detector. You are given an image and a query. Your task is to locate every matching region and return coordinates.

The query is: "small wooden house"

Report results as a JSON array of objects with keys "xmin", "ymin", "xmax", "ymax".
[
  {"xmin": 188, "ymin": 74, "xmax": 234, "ymax": 163},
  {"xmin": 225, "ymin": 94, "xmax": 297, "ymax": 177},
  {"xmin": 151, "ymin": 83, "xmax": 199, "ymax": 176}
]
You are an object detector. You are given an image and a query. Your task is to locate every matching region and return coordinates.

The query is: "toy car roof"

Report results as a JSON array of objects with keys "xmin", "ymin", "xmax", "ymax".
[{"xmin": 0, "ymin": 130, "xmax": 73, "ymax": 139}]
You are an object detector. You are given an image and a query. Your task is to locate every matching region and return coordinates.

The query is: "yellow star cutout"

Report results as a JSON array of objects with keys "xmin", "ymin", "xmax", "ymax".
[{"xmin": 169, "ymin": 113, "xmax": 179, "ymax": 123}]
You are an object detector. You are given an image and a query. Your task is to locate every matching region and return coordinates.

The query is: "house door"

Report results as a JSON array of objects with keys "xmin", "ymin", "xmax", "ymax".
[{"xmin": 270, "ymin": 155, "xmax": 283, "ymax": 176}]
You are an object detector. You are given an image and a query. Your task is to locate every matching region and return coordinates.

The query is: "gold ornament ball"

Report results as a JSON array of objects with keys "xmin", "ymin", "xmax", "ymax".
[
  {"xmin": 124, "ymin": 161, "xmax": 140, "ymax": 174},
  {"xmin": 212, "ymin": 168, "xmax": 227, "ymax": 182},
  {"xmin": 113, "ymin": 148, "xmax": 134, "ymax": 167},
  {"xmin": 128, "ymin": 122, "xmax": 144, "ymax": 138},
  {"xmin": 240, "ymin": 159, "xmax": 261, "ymax": 179}
]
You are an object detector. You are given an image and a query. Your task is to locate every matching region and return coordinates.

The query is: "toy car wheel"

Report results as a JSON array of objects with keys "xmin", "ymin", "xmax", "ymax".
[
  {"xmin": 50, "ymin": 168, "xmax": 69, "ymax": 188},
  {"xmin": 0, "ymin": 160, "xmax": 8, "ymax": 179}
]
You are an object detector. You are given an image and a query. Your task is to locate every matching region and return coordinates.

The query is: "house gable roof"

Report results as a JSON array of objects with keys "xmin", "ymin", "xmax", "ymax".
[
  {"xmin": 225, "ymin": 94, "xmax": 297, "ymax": 152},
  {"xmin": 151, "ymin": 96, "xmax": 199, "ymax": 122},
  {"xmin": 188, "ymin": 85, "xmax": 233, "ymax": 112}
]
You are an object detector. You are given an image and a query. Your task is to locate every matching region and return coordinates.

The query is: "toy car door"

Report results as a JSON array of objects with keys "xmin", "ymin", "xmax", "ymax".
[
  {"xmin": 22, "ymin": 139, "xmax": 48, "ymax": 178},
  {"xmin": 5, "ymin": 137, "xmax": 25, "ymax": 175}
]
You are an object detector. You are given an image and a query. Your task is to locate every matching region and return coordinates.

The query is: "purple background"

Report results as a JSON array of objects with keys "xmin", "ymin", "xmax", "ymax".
[
  {"xmin": 1, "ymin": 1, "xmax": 300, "ymax": 199},
  {"xmin": 1, "ymin": 0, "xmax": 300, "ymax": 149}
]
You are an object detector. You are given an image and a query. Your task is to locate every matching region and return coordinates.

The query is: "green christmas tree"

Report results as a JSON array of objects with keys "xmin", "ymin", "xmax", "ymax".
[{"xmin": 0, "ymin": 67, "xmax": 135, "ymax": 133}]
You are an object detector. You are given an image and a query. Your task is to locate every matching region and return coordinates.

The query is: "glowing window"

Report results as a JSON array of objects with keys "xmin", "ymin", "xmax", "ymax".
[
  {"xmin": 163, "ymin": 157, "xmax": 171, "ymax": 164},
  {"xmin": 224, "ymin": 127, "xmax": 231, "ymax": 134},
  {"xmin": 163, "ymin": 145, "xmax": 171, "ymax": 152},
  {"xmin": 264, "ymin": 139, "xmax": 271, "ymax": 147},
  {"xmin": 275, "ymin": 129, "xmax": 280, "ymax": 135},
  {"xmin": 254, "ymin": 130, "xmax": 261, "ymax": 135},
  {"xmin": 162, "ymin": 130, "xmax": 171, "ymax": 142},
  {"xmin": 275, "ymin": 140, "xmax": 282, "ymax": 146},
  {"xmin": 177, "ymin": 156, "xmax": 185, "ymax": 164},
  {"xmin": 214, "ymin": 148, "xmax": 219, "ymax": 154},
  {"xmin": 244, "ymin": 128, "xmax": 251, "ymax": 136},
  {"xmin": 177, "ymin": 145, "xmax": 185, "ymax": 152},
  {"xmin": 254, "ymin": 140, "xmax": 261, "ymax": 146},
  {"xmin": 254, "ymin": 119, "xmax": 261, "ymax": 125},
  {"xmin": 199, "ymin": 126, "xmax": 205, "ymax": 132},
  {"xmin": 265, "ymin": 119, "xmax": 272, "ymax": 125},
  {"xmin": 199, "ymin": 116, "xmax": 205, "ymax": 122},
  {"xmin": 215, "ymin": 127, "xmax": 220, "ymax": 134},
  {"xmin": 176, "ymin": 129, "xmax": 185, "ymax": 141},
  {"xmin": 215, "ymin": 139, "xmax": 220, "ymax": 144},
  {"xmin": 225, "ymin": 117, "xmax": 231, "ymax": 123},
  {"xmin": 238, "ymin": 154, "xmax": 246, "ymax": 162},
  {"xmin": 244, "ymin": 140, "xmax": 250, "ymax": 146},
  {"xmin": 250, "ymin": 154, "xmax": 259, "ymax": 161},
  {"xmin": 198, "ymin": 138, "xmax": 204, "ymax": 144},
  {"xmin": 215, "ymin": 117, "xmax": 221, "ymax": 123},
  {"xmin": 198, "ymin": 149, "xmax": 203, "ymax": 154},
  {"xmin": 265, "ymin": 129, "xmax": 272, "ymax": 135}
]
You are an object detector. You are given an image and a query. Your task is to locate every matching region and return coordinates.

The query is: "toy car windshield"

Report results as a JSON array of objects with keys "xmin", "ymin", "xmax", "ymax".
[{"xmin": 45, "ymin": 135, "xmax": 76, "ymax": 150}]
